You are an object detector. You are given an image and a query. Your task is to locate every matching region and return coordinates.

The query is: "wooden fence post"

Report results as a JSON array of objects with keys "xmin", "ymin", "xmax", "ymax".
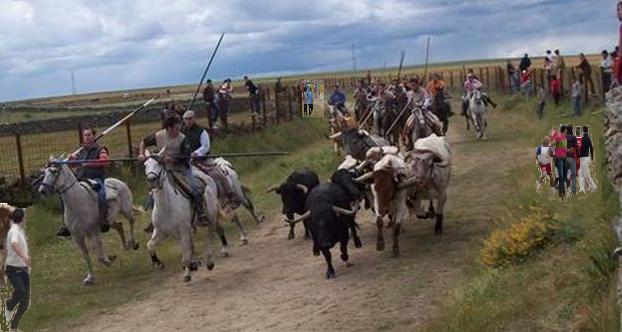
[
  {"xmin": 287, "ymin": 86, "xmax": 294, "ymax": 121},
  {"xmin": 78, "ymin": 123, "xmax": 83, "ymax": 144},
  {"xmin": 449, "ymin": 71, "xmax": 454, "ymax": 89},
  {"xmin": 262, "ymin": 90, "xmax": 268, "ymax": 126},
  {"xmin": 485, "ymin": 67, "xmax": 490, "ymax": 89},
  {"xmin": 275, "ymin": 88, "xmax": 280, "ymax": 124},
  {"xmin": 125, "ymin": 120, "xmax": 133, "ymax": 157},
  {"xmin": 15, "ymin": 134, "xmax": 25, "ymax": 185}
]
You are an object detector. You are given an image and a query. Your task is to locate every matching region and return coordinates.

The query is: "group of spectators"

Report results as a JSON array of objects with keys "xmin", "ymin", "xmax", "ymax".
[{"xmin": 536, "ymin": 124, "xmax": 596, "ymax": 198}]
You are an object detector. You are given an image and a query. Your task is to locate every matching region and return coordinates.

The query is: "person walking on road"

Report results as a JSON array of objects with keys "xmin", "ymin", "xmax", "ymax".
[{"xmin": 5, "ymin": 208, "xmax": 31, "ymax": 332}]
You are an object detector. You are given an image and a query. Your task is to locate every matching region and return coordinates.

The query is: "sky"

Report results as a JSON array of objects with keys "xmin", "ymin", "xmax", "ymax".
[{"xmin": 0, "ymin": 0, "xmax": 618, "ymax": 101}]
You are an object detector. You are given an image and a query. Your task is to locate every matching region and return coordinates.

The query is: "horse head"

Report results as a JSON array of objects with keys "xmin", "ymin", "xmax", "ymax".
[
  {"xmin": 143, "ymin": 148, "xmax": 166, "ymax": 190},
  {"xmin": 38, "ymin": 154, "xmax": 70, "ymax": 195}
]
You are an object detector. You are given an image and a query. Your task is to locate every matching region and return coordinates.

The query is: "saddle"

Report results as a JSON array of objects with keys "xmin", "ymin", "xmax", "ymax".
[
  {"xmin": 80, "ymin": 179, "xmax": 118, "ymax": 201},
  {"xmin": 167, "ymin": 170, "xmax": 208, "ymax": 201},
  {"xmin": 193, "ymin": 161, "xmax": 232, "ymax": 204},
  {"xmin": 403, "ymin": 111, "xmax": 443, "ymax": 138}
]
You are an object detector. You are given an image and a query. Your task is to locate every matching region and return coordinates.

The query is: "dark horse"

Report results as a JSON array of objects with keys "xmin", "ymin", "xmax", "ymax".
[{"xmin": 431, "ymin": 88, "xmax": 452, "ymax": 135}]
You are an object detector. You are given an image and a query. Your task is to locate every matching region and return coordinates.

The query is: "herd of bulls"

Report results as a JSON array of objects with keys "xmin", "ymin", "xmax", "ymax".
[{"xmin": 269, "ymin": 130, "xmax": 452, "ymax": 279}]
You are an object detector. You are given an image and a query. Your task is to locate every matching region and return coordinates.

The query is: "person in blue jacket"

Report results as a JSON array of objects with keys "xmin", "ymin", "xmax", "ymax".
[{"xmin": 328, "ymin": 84, "xmax": 347, "ymax": 115}]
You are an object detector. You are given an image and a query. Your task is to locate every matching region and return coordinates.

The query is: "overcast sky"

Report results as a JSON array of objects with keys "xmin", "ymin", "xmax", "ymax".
[{"xmin": 0, "ymin": 0, "xmax": 617, "ymax": 101}]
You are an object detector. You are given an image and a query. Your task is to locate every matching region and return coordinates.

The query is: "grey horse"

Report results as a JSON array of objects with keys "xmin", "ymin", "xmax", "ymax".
[
  {"xmin": 143, "ymin": 149, "xmax": 222, "ymax": 282},
  {"xmin": 468, "ymin": 89, "xmax": 488, "ymax": 140},
  {"xmin": 38, "ymin": 155, "xmax": 138, "ymax": 285}
]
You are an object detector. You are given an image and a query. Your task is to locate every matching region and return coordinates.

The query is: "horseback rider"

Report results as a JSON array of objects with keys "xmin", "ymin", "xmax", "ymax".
[
  {"xmin": 425, "ymin": 73, "xmax": 445, "ymax": 98},
  {"xmin": 180, "ymin": 110, "xmax": 233, "ymax": 204},
  {"xmin": 328, "ymin": 84, "xmax": 347, "ymax": 116},
  {"xmin": 138, "ymin": 116, "xmax": 210, "ymax": 224},
  {"xmin": 462, "ymin": 71, "xmax": 497, "ymax": 115},
  {"xmin": 203, "ymin": 79, "xmax": 220, "ymax": 130},
  {"xmin": 352, "ymin": 80, "xmax": 368, "ymax": 121},
  {"xmin": 57, "ymin": 127, "xmax": 111, "ymax": 237}
]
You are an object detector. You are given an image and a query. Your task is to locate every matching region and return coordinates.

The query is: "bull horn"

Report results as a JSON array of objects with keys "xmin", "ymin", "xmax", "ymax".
[
  {"xmin": 328, "ymin": 132, "xmax": 342, "ymax": 140},
  {"xmin": 355, "ymin": 172, "xmax": 373, "ymax": 183},
  {"xmin": 332, "ymin": 206, "xmax": 358, "ymax": 216},
  {"xmin": 296, "ymin": 184, "xmax": 309, "ymax": 194},
  {"xmin": 284, "ymin": 211, "xmax": 310, "ymax": 225},
  {"xmin": 265, "ymin": 184, "xmax": 280, "ymax": 193}
]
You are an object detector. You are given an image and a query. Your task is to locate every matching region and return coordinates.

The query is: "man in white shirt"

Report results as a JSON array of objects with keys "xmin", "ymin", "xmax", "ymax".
[
  {"xmin": 601, "ymin": 50, "xmax": 614, "ymax": 93},
  {"xmin": 536, "ymin": 136, "xmax": 553, "ymax": 189},
  {"xmin": 5, "ymin": 208, "xmax": 30, "ymax": 331}
]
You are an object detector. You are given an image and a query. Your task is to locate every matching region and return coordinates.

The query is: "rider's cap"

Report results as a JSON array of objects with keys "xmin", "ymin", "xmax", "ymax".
[{"xmin": 182, "ymin": 110, "xmax": 195, "ymax": 119}]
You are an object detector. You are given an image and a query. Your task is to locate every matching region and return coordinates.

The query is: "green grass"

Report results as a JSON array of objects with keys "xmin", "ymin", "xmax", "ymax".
[
  {"xmin": 23, "ymin": 117, "xmax": 343, "ymax": 331},
  {"xmin": 421, "ymin": 96, "xmax": 619, "ymax": 331}
]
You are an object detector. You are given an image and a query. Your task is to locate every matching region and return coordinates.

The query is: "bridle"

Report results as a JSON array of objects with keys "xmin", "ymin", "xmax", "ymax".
[
  {"xmin": 145, "ymin": 155, "xmax": 166, "ymax": 190},
  {"xmin": 41, "ymin": 164, "xmax": 78, "ymax": 194}
]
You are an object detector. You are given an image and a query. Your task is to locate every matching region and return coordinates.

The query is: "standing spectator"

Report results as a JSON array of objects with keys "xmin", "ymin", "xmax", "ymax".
[
  {"xmin": 506, "ymin": 60, "xmax": 520, "ymax": 93},
  {"xmin": 553, "ymin": 49, "xmax": 566, "ymax": 95},
  {"xmin": 544, "ymin": 50, "xmax": 553, "ymax": 85},
  {"xmin": 536, "ymin": 136, "xmax": 553, "ymax": 189},
  {"xmin": 520, "ymin": 69, "xmax": 533, "ymax": 99},
  {"xmin": 217, "ymin": 78, "xmax": 233, "ymax": 129},
  {"xmin": 5, "ymin": 208, "xmax": 31, "ymax": 331},
  {"xmin": 274, "ymin": 77, "xmax": 285, "ymax": 94},
  {"xmin": 202, "ymin": 79, "xmax": 219, "ymax": 130},
  {"xmin": 244, "ymin": 76, "xmax": 260, "ymax": 116},
  {"xmin": 304, "ymin": 85, "xmax": 314, "ymax": 116},
  {"xmin": 571, "ymin": 78, "xmax": 583, "ymax": 117},
  {"xmin": 613, "ymin": 50, "xmax": 621, "ymax": 87},
  {"xmin": 565, "ymin": 125, "xmax": 579, "ymax": 195},
  {"xmin": 578, "ymin": 125, "xmax": 597, "ymax": 193},
  {"xmin": 575, "ymin": 126, "xmax": 582, "ymax": 178},
  {"xmin": 601, "ymin": 50, "xmax": 614, "ymax": 94},
  {"xmin": 576, "ymin": 53, "xmax": 596, "ymax": 96},
  {"xmin": 536, "ymin": 86, "xmax": 546, "ymax": 119},
  {"xmin": 550, "ymin": 126, "xmax": 568, "ymax": 198},
  {"xmin": 550, "ymin": 73, "xmax": 561, "ymax": 106},
  {"xmin": 519, "ymin": 53, "xmax": 532, "ymax": 72}
]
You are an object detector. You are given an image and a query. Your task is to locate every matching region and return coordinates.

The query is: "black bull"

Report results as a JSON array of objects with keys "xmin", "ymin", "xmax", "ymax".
[
  {"xmin": 340, "ymin": 128, "xmax": 389, "ymax": 161},
  {"xmin": 267, "ymin": 170, "xmax": 320, "ymax": 240},
  {"xmin": 304, "ymin": 169, "xmax": 365, "ymax": 279}
]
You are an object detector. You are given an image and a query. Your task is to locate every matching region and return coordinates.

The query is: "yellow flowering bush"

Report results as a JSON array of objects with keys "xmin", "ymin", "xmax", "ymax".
[{"xmin": 481, "ymin": 208, "xmax": 557, "ymax": 268}]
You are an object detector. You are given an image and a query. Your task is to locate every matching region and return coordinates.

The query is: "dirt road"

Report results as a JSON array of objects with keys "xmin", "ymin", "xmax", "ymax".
[{"xmin": 67, "ymin": 111, "xmax": 528, "ymax": 332}]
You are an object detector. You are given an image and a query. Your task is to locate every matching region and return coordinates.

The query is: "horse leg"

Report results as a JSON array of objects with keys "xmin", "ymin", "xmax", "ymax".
[
  {"xmin": 93, "ymin": 233, "xmax": 116, "ymax": 267},
  {"xmin": 231, "ymin": 214, "xmax": 248, "ymax": 245},
  {"xmin": 120, "ymin": 203, "xmax": 139, "ymax": 251},
  {"xmin": 435, "ymin": 194, "xmax": 446, "ymax": 235},
  {"xmin": 147, "ymin": 228, "xmax": 167, "ymax": 270},
  {"xmin": 180, "ymin": 230, "xmax": 194, "ymax": 282},
  {"xmin": 321, "ymin": 248, "xmax": 336, "ymax": 279},
  {"xmin": 110, "ymin": 221, "xmax": 128, "ymax": 250},
  {"xmin": 242, "ymin": 191, "xmax": 264, "ymax": 224},
  {"xmin": 216, "ymin": 224, "xmax": 230, "ymax": 257},
  {"xmin": 73, "ymin": 236, "xmax": 95, "ymax": 285},
  {"xmin": 376, "ymin": 215, "xmax": 385, "ymax": 251},
  {"xmin": 199, "ymin": 225, "xmax": 216, "ymax": 271}
]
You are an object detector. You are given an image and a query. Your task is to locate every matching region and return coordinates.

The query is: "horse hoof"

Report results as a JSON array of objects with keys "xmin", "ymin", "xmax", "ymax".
[
  {"xmin": 153, "ymin": 262, "xmax": 165, "ymax": 270},
  {"xmin": 108, "ymin": 255, "xmax": 117, "ymax": 262},
  {"xmin": 326, "ymin": 271, "xmax": 336, "ymax": 279},
  {"xmin": 393, "ymin": 247, "xmax": 400, "ymax": 257},
  {"xmin": 206, "ymin": 262, "xmax": 215, "ymax": 271},
  {"xmin": 82, "ymin": 276, "xmax": 95, "ymax": 286},
  {"xmin": 435, "ymin": 228, "xmax": 443, "ymax": 235},
  {"xmin": 258, "ymin": 216, "xmax": 266, "ymax": 224},
  {"xmin": 287, "ymin": 233, "xmax": 295, "ymax": 240},
  {"xmin": 220, "ymin": 249, "xmax": 230, "ymax": 258},
  {"xmin": 132, "ymin": 242, "xmax": 140, "ymax": 251},
  {"xmin": 240, "ymin": 238, "xmax": 249, "ymax": 246},
  {"xmin": 183, "ymin": 275, "xmax": 191, "ymax": 283},
  {"xmin": 354, "ymin": 238, "xmax": 362, "ymax": 248},
  {"xmin": 340, "ymin": 253, "xmax": 349, "ymax": 262},
  {"xmin": 376, "ymin": 241, "xmax": 385, "ymax": 251},
  {"xmin": 189, "ymin": 262, "xmax": 199, "ymax": 271}
]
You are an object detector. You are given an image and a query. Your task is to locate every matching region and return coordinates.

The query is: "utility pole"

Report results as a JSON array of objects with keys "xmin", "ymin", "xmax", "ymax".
[
  {"xmin": 70, "ymin": 70, "xmax": 76, "ymax": 95},
  {"xmin": 351, "ymin": 43, "xmax": 357, "ymax": 71},
  {"xmin": 423, "ymin": 35, "xmax": 431, "ymax": 83}
]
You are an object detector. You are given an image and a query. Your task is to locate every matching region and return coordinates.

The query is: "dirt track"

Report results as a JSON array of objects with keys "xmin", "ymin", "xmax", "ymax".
[{"xmin": 67, "ymin": 113, "xmax": 526, "ymax": 332}]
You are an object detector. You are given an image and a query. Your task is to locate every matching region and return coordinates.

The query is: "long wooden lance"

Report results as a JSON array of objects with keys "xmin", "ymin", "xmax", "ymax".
[
  {"xmin": 385, "ymin": 95, "xmax": 413, "ymax": 136},
  {"xmin": 357, "ymin": 104, "xmax": 374, "ymax": 129},
  {"xmin": 186, "ymin": 33, "xmax": 225, "ymax": 111},
  {"xmin": 70, "ymin": 95, "xmax": 159, "ymax": 156},
  {"xmin": 53, "ymin": 151, "xmax": 290, "ymax": 165}
]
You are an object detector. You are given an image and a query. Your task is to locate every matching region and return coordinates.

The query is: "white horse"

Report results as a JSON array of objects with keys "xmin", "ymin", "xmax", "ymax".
[
  {"xmin": 38, "ymin": 155, "xmax": 138, "ymax": 285},
  {"xmin": 468, "ymin": 89, "xmax": 488, "ymax": 140},
  {"xmin": 143, "ymin": 149, "xmax": 223, "ymax": 282}
]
